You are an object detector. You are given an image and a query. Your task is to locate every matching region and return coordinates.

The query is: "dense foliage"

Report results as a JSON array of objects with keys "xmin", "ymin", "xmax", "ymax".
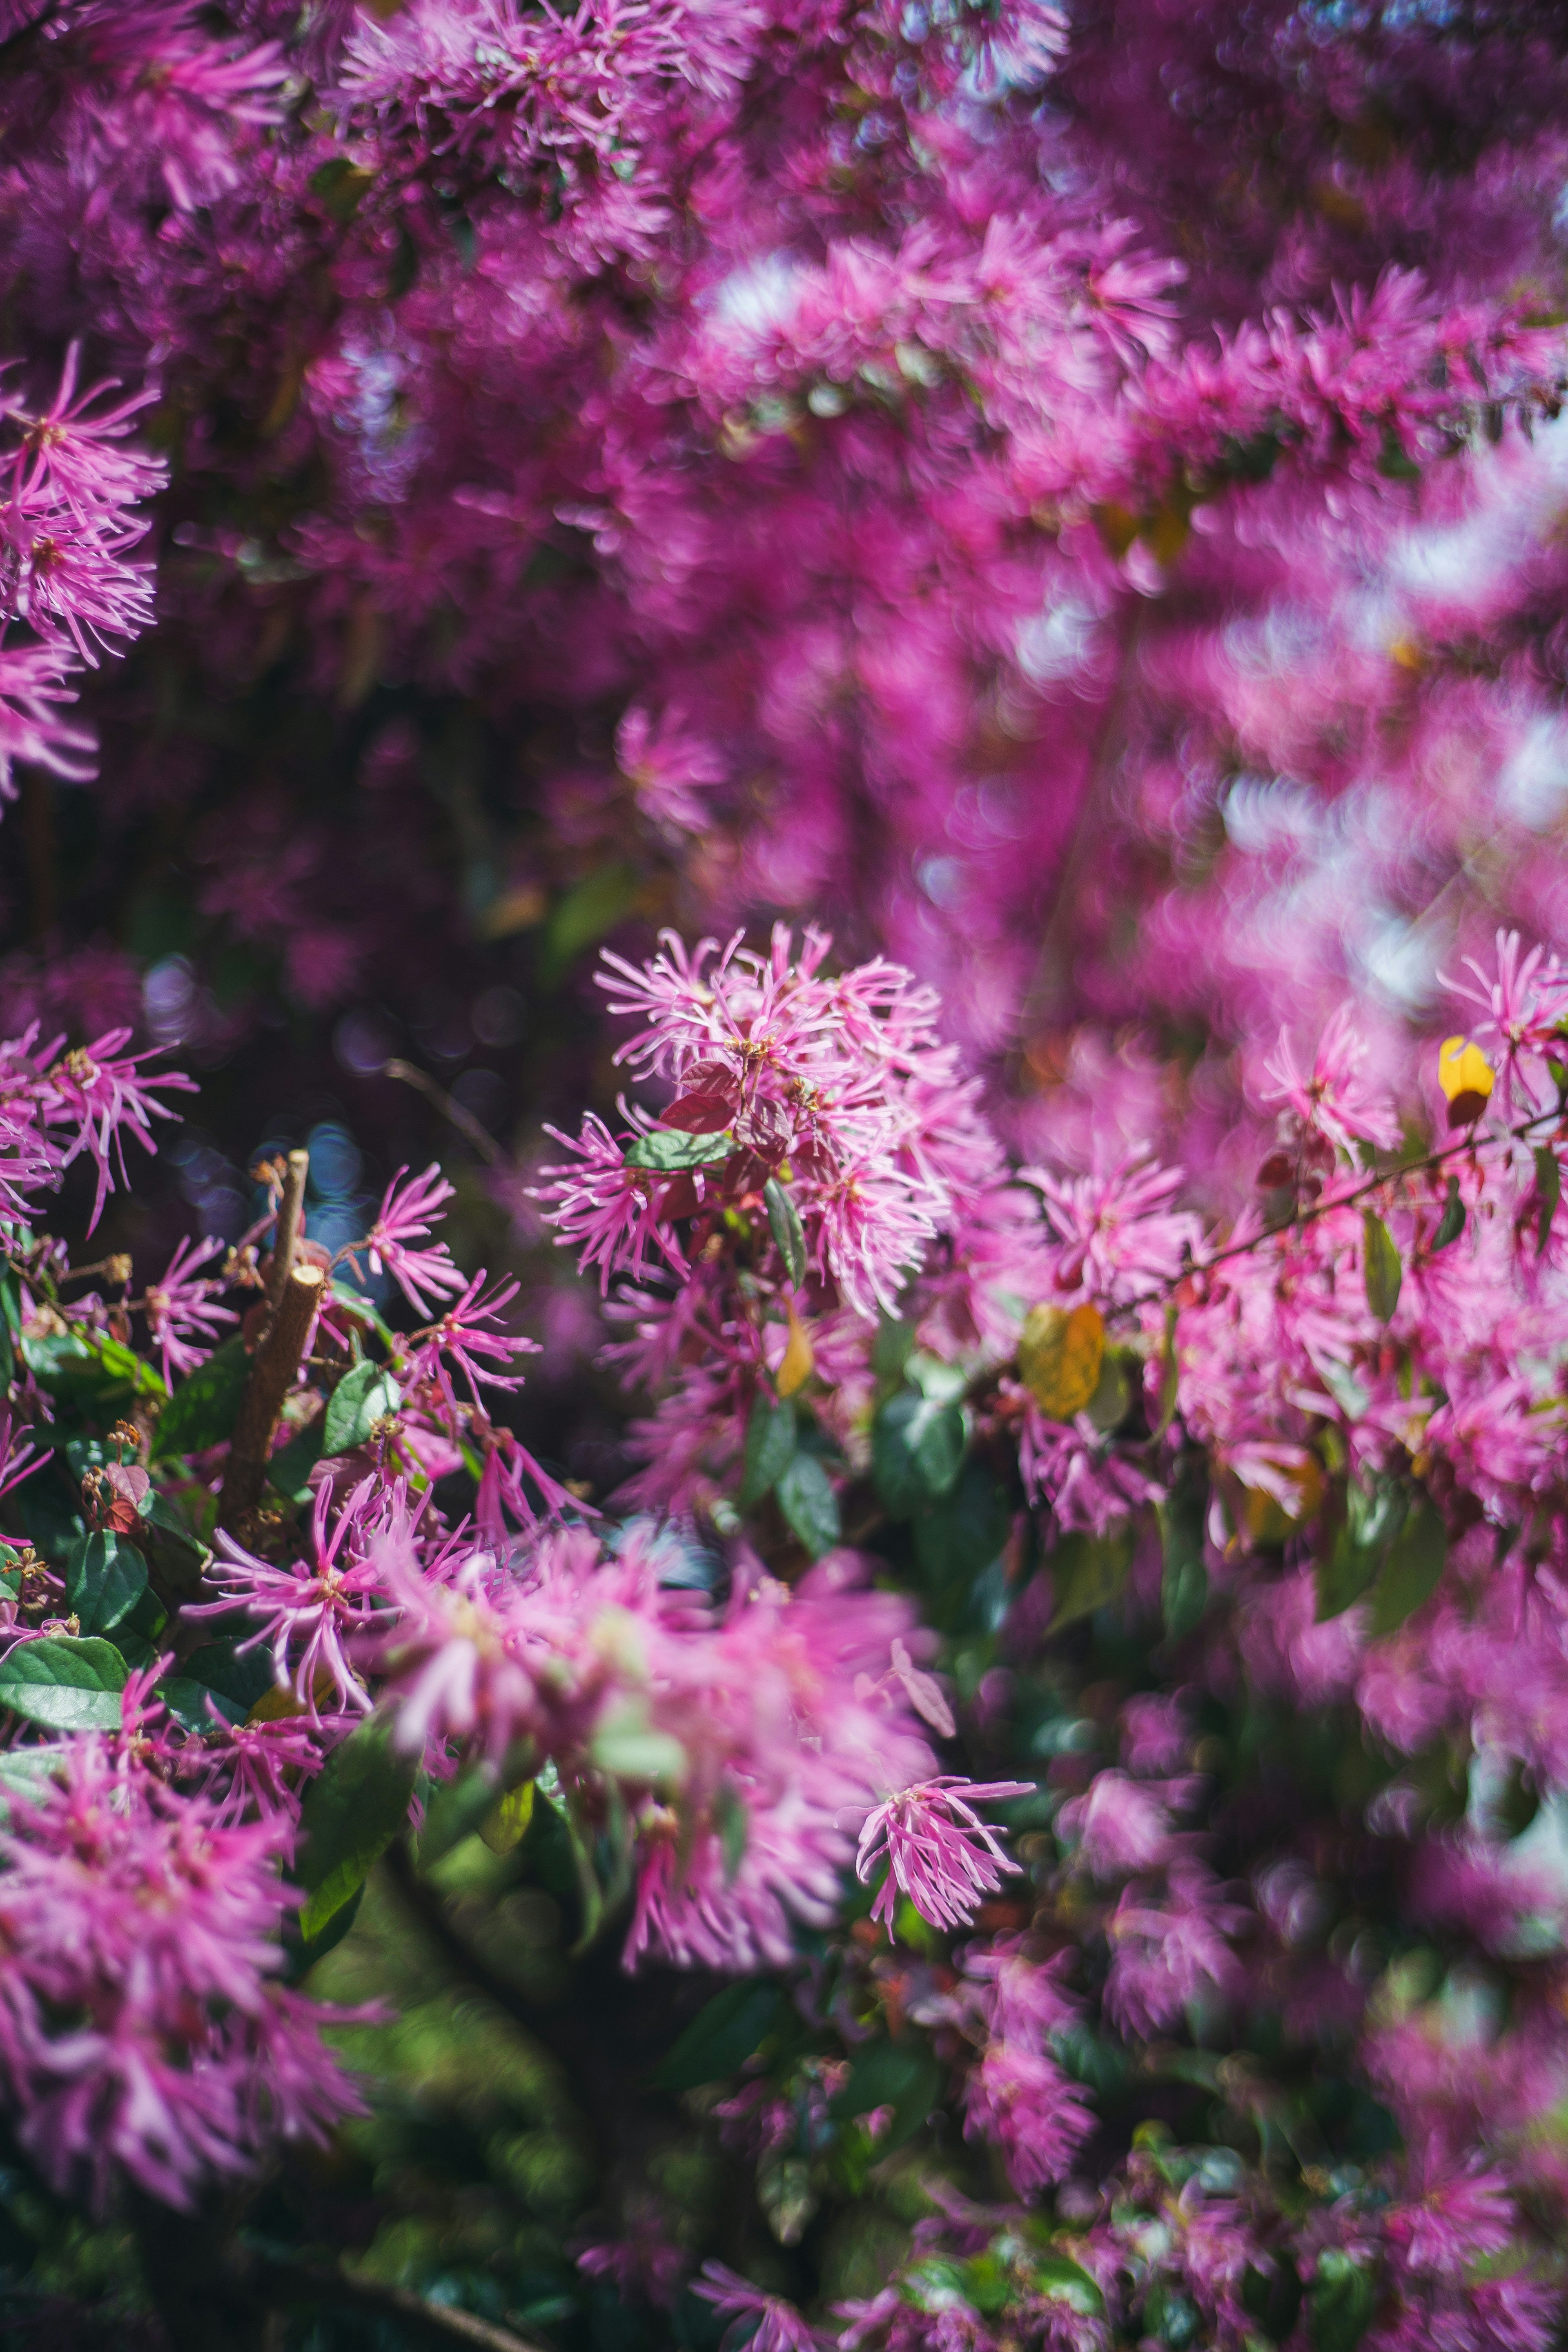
[{"xmin": 2, "ymin": 4, "xmax": 1568, "ymax": 2352}]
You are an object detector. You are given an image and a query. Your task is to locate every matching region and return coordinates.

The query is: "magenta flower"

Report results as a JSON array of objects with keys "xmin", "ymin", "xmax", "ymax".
[
  {"xmin": 694, "ymin": 2263, "xmax": 829, "ymax": 2352},
  {"xmin": 1261, "ymin": 1005, "xmax": 1401, "ymax": 1159},
  {"xmin": 141, "ymin": 1231, "xmax": 236, "ymax": 1385},
  {"xmin": 855, "ymin": 1776, "xmax": 1033, "ymax": 1934},
  {"xmin": 0, "ymin": 1739, "xmax": 359, "ymax": 2210},
  {"xmin": 38, "ymin": 1029, "xmax": 195, "ymax": 1229},
  {"xmin": 352, "ymin": 1161, "xmax": 466, "ymax": 1315},
  {"xmin": 183, "ymin": 1478, "xmax": 389, "ymax": 1715}
]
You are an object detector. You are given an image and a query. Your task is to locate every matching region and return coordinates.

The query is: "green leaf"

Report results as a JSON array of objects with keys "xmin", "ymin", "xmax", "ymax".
[
  {"xmin": 763, "ymin": 1176, "xmax": 807, "ymax": 1286},
  {"xmin": 829, "ymin": 2038, "xmax": 943, "ymax": 2152},
  {"xmin": 1158, "ymin": 1487, "xmax": 1208, "ymax": 1642},
  {"xmin": 269, "ymin": 1416, "xmax": 326, "ymax": 1506},
  {"xmin": 159, "ymin": 1676, "xmax": 248, "ymax": 1732},
  {"xmin": 1243, "ymin": 2258, "xmax": 1303, "ymax": 2345},
  {"xmin": 1309, "ymin": 2251, "xmax": 1376, "ymax": 2352},
  {"xmin": 20, "ymin": 1326, "xmax": 164, "ymax": 1406},
  {"xmin": 0, "ymin": 1635, "xmax": 127, "ymax": 1731},
  {"xmin": 134, "ymin": 1488, "xmax": 210, "ymax": 1588},
  {"xmin": 480, "ymin": 1779, "xmax": 535, "ymax": 1855},
  {"xmin": 775, "ymin": 1450, "xmax": 841, "ymax": 1558},
  {"xmin": 181, "ymin": 1639, "xmax": 276, "ymax": 1716},
  {"xmin": 739, "ymin": 1392, "xmax": 795, "ymax": 1510},
  {"xmin": 588, "ymin": 1702, "xmax": 686, "ymax": 1788},
  {"xmin": 1432, "ymin": 1176, "xmax": 1466, "ymax": 1252},
  {"xmin": 651, "ymin": 1979, "xmax": 782, "ymax": 2091},
  {"xmin": 1368, "ymin": 1501, "xmax": 1447, "ymax": 1637},
  {"xmin": 911, "ymin": 1462, "xmax": 1010, "ymax": 1607},
  {"xmin": 1317, "ymin": 1358, "xmax": 1370, "ymax": 1422},
  {"xmin": 296, "ymin": 1714, "xmax": 418, "ymax": 1941},
  {"xmin": 541, "ymin": 864, "xmax": 639, "ymax": 981},
  {"xmin": 153, "ymin": 1333, "xmax": 251, "ymax": 1459},
  {"xmin": 1361, "ymin": 1210, "xmax": 1402, "ymax": 1324},
  {"xmin": 322, "ymin": 1360, "xmax": 401, "ymax": 1457},
  {"xmin": 419, "ymin": 1760, "xmax": 507, "ymax": 1865},
  {"xmin": 873, "ymin": 1391, "xmax": 967, "ymax": 1518},
  {"xmin": 1047, "ymin": 1528, "xmax": 1133, "ymax": 1632},
  {"xmin": 1536, "ymin": 1145, "xmax": 1561, "ymax": 1255},
  {"xmin": 308, "ymin": 155, "xmax": 374, "ymax": 222},
  {"xmin": 1317, "ymin": 1476, "xmax": 1407, "ymax": 1622},
  {"xmin": 16, "ymin": 1471, "xmax": 86, "ymax": 1567},
  {"xmin": 65, "ymin": 1532, "xmax": 148, "ymax": 1635},
  {"xmin": 623, "ymin": 1127, "xmax": 735, "ymax": 1173},
  {"xmin": 1029, "ymin": 2257, "xmax": 1106, "ymax": 2321}
]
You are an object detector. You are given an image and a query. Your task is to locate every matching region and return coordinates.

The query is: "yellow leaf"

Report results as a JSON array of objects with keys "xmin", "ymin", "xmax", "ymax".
[
  {"xmin": 1438, "ymin": 1036, "xmax": 1494, "ymax": 1125},
  {"xmin": 247, "ymin": 1667, "xmax": 350, "ymax": 1724},
  {"xmin": 1018, "ymin": 1301, "xmax": 1105, "ymax": 1421},
  {"xmin": 480, "ymin": 1779, "xmax": 535, "ymax": 1855},
  {"xmin": 1241, "ymin": 1458, "xmax": 1323, "ymax": 1546},
  {"xmin": 776, "ymin": 1303, "xmax": 815, "ymax": 1398}
]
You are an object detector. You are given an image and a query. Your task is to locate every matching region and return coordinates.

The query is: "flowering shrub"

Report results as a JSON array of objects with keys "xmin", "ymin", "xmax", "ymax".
[
  {"xmin": 0, "ymin": 919, "xmax": 1557, "ymax": 2352},
  {"xmin": 2, "ymin": 4, "xmax": 1568, "ymax": 2349}
]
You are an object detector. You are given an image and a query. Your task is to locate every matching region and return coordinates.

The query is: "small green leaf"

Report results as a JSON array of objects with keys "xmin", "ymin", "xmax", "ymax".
[
  {"xmin": 763, "ymin": 1176, "xmax": 807, "ymax": 1286},
  {"xmin": 873, "ymin": 1391, "xmax": 967, "ymax": 1518},
  {"xmin": 0, "ymin": 1635, "xmax": 127, "ymax": 1731},
  {"xmin": 828, "ymin": 2038, "xmax": 942, "ymax": 2153},
  {"xmin": 65, "ymin": 1532, "xmax": 148, "ymax": 1635},
  {"xmin": 1047, "ymin": 1528, "xmax": 1133, "ymax": 1633},
  {"xmin": 1309, "ymin": 2251, "xmax": 1376, "ymax": 2352},
  {"xmin": 159, "ymin": 1676, "xmax": 248, "ymax": 1732},
  {"xmin": 134, "ymin": 1488, "xmax": 209, "ymax": 1588},
  {"xmin": 589, "ymin": 1702, "xmax": 686, "ymax": 1788},
  {"xmin": 181, "ymin": 1639, "xmax": 276, "ymax": 1716},
  {"xmin": 1316, "ymin": 1477, "xmax": 1406, "ymax": 1621},
  {"xmin": 775, "ymin": 1451, "xmax": 841, "ymax": 1558},
  {"xmin": 419, "ymin": 1760, "xmax": 507, "ymax": 1865},
  {"xmin": 542, "ymin": 864, "xmax": 639, "ymax": 981},
  {"xmin": 308, "ymin": 155, "xmax": 374, "ymax": 221},
  {"xmin": 1158, "ymin": 1486, "xmax": 1207, "ymax": 1642},
  {"xmin": 1029, "ymin": 2257, "xmax": 1106, "ymax": 2320},
  {"xmin": 1432, "ymin": 1176, "xmax": 1465, "ymax": 1252},
  {"xmin": 1369, "ymin": 1501, "xmax": 1448, "ymax": 1637},
  {"xmin": 322, "ymin": 1360, "xmax": 401, "ymax": 1457},
  {"xmin": 296, "ymin": 1715, "xmax": 418, "ymax": 1941},
  {"xmin": 1317, "ymin": 1357, "xmax": 1369, "ymax": 1421},
  {"xmin": 652, "ymin": 1979, "xmax": 782, "ymax": 2091},
  {"xmin": 480, "ymin": 1779, "xmax": 535, "ymax": 1855},
  {"xmin": 1536, "ymin": 1145, "xmax": 1561, "ymax": 1255},
  {"xmin": 623, "ymin": 1128, "xmax": 735, "ymax": 1173},
  {"xmin": 269, "ymin": 1416, "xmax": 326, "ymax": 1505},
  {"xmin": 1362, "ymin": 1210, "xmax": 1402, "ymax": 1324},
  {"xmin": 21, "ymin": 1326, "xmax": 164, "ymax": 1406},
  {"xmin": 153, "ymin": 1333, "xmax": 251, "ymax": 1459},
  {"xmin": 739, "ymin": 1392, "xmax": 795, "ymax": 1510}
]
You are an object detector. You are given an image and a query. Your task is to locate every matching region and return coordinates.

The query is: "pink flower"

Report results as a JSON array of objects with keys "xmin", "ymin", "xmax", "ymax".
[
  {"xmin": 694, "ymin": 2263, "xmax": 829, "ymax": 2352},
  {"xmin": 354, "ymin": 1162, "xmax": 466, "ymax": 1315},
  {"xmin": 1261, "ymin": 1006, "xmax": 1401, "ymax": 1159},
  {"xmin": 142, "ymin": 1232, "xmax": 236, "ymax": 1385},
  {"xmin": 855, "ymin": 1777, "xmax": 1033, "ymax": 1933},
  {"xmin": 0, "ymin": 1739, "xmax": 359, "ymax": 2210},
  {"xmin": 183, "ymin": 1478, "xmax": 389, "ymax": 1715}
]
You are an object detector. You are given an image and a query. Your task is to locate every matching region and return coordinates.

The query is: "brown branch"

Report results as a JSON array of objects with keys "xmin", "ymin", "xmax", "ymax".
[
  {"xmin": 263, "ymin": 2258, "xmax": 552, "ymax": 2352},
  {"xmin": 268, "ymin": 1146, "xmax": 310, "ymax": 1311},
  {"xmin": 218, "ymin": 1262, "xmax": 326, "ymax": 1527}
]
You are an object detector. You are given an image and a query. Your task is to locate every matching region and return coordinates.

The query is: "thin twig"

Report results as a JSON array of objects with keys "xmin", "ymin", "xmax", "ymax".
[
  {"xmin": 218, "ymin": 1262, "xmax": 326, "ymax": 1526},
  {"xmin": 1096, "ymin": 1102, "xmax": 1563, "ymax": 1330},
  {"xmin": 262, "ymin": 2258, "xmax": 551, "ymax": 2352},
  {"xmin": 383, "ymin": 1058, "xmax": 503, "ymax": 1166},
  {"xmin": 267, "ymin": 1147, "xmax": 310, "ymax": 1312}
]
